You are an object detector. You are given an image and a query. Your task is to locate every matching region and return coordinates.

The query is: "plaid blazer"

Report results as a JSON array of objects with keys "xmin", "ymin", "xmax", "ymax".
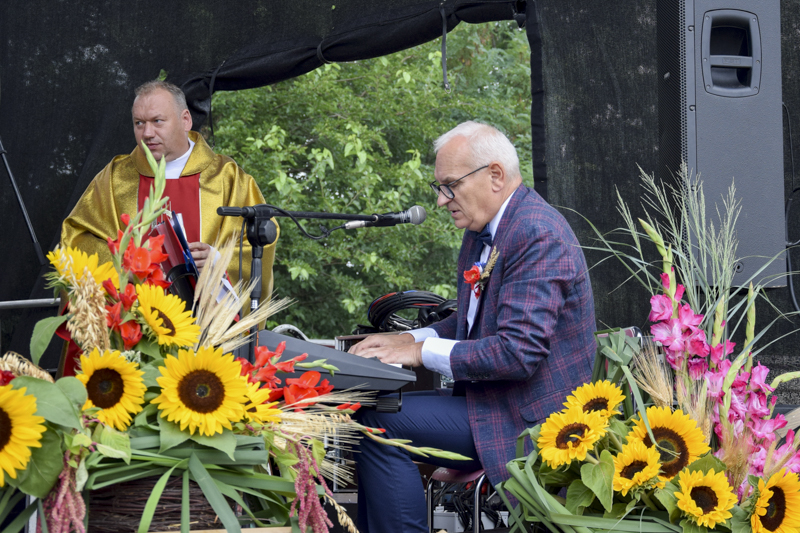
[{"xmin": 430, "ymin": 185, "xmax": 596, "ymax": 485}]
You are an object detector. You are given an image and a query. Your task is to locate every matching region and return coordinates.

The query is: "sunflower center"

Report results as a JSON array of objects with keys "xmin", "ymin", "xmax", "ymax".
[
  {"xmin": 644, "ymin": 428, "xmax": 689, "ymax": 478},
  {"xmin": 86, "ymin": 368, "xmax": 125, "ymax": 408},
  {"xmin": 690, "ymin": 486, "xmax": 719, "ymax": 515},
  {"xmin": 555, "ymin": 423, "xmax": 589, "ymax": 448},
  {"xmin": 155, "ymin": 308, "xmax": 176, "ymax": 336},
  {"xmin": 621, "ymin": 460, "xmax": 648, "ymax": 480},
  {"xmin": 762, "ymin": 487, "xmax": 786, "ymax": 531},
  {"xmin": 178, "ymin": 370, "xmax": 225, "ymax": 413},
  {"xmin": 583, "ymin": 398, "xmax": 609, "ymax": 413},
  {"xmin": 0, "ymin": 409, "xmax": 11, "ymax": 452}
]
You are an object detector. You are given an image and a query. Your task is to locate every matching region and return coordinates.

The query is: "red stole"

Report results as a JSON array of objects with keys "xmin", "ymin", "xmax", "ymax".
[{"xmin": 138, "ymin": 174, "xmax": 202, "ymax": 242}]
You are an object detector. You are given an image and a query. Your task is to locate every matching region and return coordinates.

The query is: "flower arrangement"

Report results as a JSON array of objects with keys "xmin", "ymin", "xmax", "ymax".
[
  {"xmin": 496, "ymin": 166, "xmax": 800, "ymax": 533},
  {"xmin": 0, "ymin": 143, "xmax": 467, "ymax": 533}
]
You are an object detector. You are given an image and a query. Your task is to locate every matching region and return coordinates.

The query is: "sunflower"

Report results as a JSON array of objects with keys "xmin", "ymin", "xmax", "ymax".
[
  {"xmin": 538, "ymin": 406, "xmax": 608, "ymax": 468},
  {"xmin": 136, "ymin": 284, "xmax": 199, "ymax": 347},
  {"xmin": 612, "ymin": 440, "xmax": 664, "ymax": 496},
  {"xmin": 563, "ymin": 380, "xmax": 625, "ymax": 419},
  {"xmin": 674, "ymin": 468, "xmax": 736, "ymax": 529},
  {"xmin": 76, "ymin": 348, "xmax": 146, "ymax": 431},
  {"xmin": 243, "ymin": 381, "xmax": 283, "ymax": 425},
  {"xmin": 628, "ymin": 406, "xmax": 710, "ymax": 480},
  {"xmin": 47, "ymin": 246, "xmax": 118, "ymax": 287},
  {"xmin": 751, "ymin": 469, "xmax": 800, "ymax": 533},
  {"xmin": 0, "ymin": 384, "xmax": 47, "ymax": 486},
  {"xmin": 151, "ymin": 346, "xmax": 248, "ymax": 436}
]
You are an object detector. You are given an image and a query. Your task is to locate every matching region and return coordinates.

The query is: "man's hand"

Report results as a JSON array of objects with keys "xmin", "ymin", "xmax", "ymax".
[
  {"xmin": 188, "ymin": 242, "xmax": 212, "ymax": 270},
  {"xmin": 348, "ymin": 333, "xmax": 423, "ymax": 367}
]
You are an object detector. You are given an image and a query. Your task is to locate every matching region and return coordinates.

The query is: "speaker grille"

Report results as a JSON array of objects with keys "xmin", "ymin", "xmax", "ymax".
[{"xmin": 657, "ymin": 0, "xmax": 688, "ymax": 183}]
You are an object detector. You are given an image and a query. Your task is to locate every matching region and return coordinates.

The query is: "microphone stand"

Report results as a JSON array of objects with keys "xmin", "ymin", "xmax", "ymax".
[
  {"xmin": 0, "ymin": 136, "xmax": 46, "ymax": 265},
  {"xmin": 217, "ymin": 203, "xmax": 423, "ymax": 362},
  {"xmin": 217, "ymin": 204, "xmax": 376, "ymax": 363}
]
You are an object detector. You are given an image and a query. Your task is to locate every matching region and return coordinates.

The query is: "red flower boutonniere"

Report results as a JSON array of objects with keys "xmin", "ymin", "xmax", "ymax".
[{"xmin": 463, "ymin": 248, "xmax": 499, "ymax": 297}]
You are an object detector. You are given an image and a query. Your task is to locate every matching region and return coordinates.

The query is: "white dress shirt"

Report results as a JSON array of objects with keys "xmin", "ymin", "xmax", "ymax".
[{"xmin": 412, "ymin": 192, "xmax": 515, "ymax": 378}]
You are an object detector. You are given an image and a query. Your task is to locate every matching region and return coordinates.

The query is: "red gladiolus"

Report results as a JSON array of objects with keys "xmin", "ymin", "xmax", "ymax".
[
  {"xmin": 102, "ymin": 279, "xmax": 119, "ymax": 300},
  {"xmin": 315, "ymin": 379, "xmax": 334, "ymax": 396},
  {"xmin": 276, "ymin": 353, "xmax": 307, "ymax": 373},
  {"xmin": 284, "ymin": 371, "xmax": 323, "ymax": 406},
  {"xmin": 237, "ymin": 358, "xmax": 254, "ymax": 377},
  {"xmin": 120, "ymin": 213, "xmax": 130, "ymax": 227},
  {"xmin": 336, "ymin": 402, "xmax": 361, "ymax": 412},
  {"xmin": 267, "ymin": 388, "xmax": 285, "ymax": 402},
  {"xmin": 143, "ymin": 268, "xmax": 171, "ymax": 289},
  {"xmin": 120, "ymin": 321, "xmax": 143, "ymax": 350},
  {"xmin": 120, "ymin": 283, "xmax": 138, "ymax": 310},
  {"xmin": 254, "ymin": 366, "xmax": 281, "ymax": 388},
  {"xmin": 107, "ymin": 229, "xmax": 124, "ymax": 255},
  {"xmin": 255, "ymin": 342, "xmax": 286, "ymax": 368},
  {"xmin": 0, "ymin": 370, "xmax": 15, "ymax": 386},
  {"xmin": 106, "ymin": 302, "xmax": 123, "ymax": 331}
]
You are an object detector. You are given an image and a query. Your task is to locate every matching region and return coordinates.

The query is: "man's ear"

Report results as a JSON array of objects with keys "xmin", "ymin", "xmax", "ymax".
[
  {"xmin": 181, "ymin": 108, "xmax": 193, "ymax": 133},
  {"xmin": 488, "ymin": 161, "xmax": 506, "ymax": 192}
]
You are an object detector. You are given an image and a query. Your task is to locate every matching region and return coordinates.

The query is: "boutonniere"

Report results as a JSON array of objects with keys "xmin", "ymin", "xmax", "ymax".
[{"xmin": 463, "ymin": 248, "xmax": 499, "ymax": 297}]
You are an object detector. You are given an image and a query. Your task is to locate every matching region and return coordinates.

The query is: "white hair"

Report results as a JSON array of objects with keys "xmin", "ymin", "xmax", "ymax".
[{"xmin": 433, "ymin": 121, "xmax": 521, "ymax": 178}]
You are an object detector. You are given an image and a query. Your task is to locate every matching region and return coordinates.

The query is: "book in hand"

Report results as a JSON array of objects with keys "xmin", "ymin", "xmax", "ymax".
[
  {"xmin": 149, "ymin": 212, "xmax": 240, "ymax": 311},
  {"xmin": 150, "ymin": 212, "xmax": 199, "ymax": 308}
]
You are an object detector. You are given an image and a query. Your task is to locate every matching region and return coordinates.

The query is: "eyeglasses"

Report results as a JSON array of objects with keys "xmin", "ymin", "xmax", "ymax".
[{"xmin": 429, "ymin": 165, "xmax": 488, "ymax": 199}]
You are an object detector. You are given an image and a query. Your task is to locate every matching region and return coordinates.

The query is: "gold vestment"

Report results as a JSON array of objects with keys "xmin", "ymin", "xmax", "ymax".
[{"xmin": 61, "ymin": 131, "xmax": 278, "ymax": 302}]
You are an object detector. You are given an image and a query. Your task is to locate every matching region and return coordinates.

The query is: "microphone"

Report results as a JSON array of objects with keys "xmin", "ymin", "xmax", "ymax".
[{"xmin": 344, "ymin": 206, "xmax": 427, "ymax": 230}]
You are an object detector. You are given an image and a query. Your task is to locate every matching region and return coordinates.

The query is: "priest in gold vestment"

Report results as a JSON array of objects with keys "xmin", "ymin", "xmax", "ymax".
[{"xmin": 61, "ymin": 80, "xmax": 278, "ymax": 304}]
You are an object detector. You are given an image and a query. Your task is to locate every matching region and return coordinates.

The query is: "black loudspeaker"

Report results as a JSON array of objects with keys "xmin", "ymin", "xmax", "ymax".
[{"xmin": 658, "ymin": 1, "xmax": 785, "ymax": 287}]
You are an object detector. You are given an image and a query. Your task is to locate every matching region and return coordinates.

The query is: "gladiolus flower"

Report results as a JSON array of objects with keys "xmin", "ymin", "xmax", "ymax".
[
  {"xmin": 687, "ymin": 357, "xmax": 708, "ymax": 380},
  {"xmin": 106, "ymin": 302, "xmax": 123, "ymax": 331},
  {"xmin": 120, "ymin": 321, "xmax": 143, "ymax": 350},
  {"xmin": 649, "ymin": 294, "xmax": 673, "ymax": 322},
  {"xmin": 0, "ymin": 371, "xmax": 15, "ymax": 386},
  {"xmin": 103, "ymin": 279, "xmax": 119, "ymax": 299},
  {"xmin": 750, "ymin": 363, "xmax": 775, "ymax": 394},
  {"xmin": 120, "ymin": 283, "xmax": 138, "ymax": 310},
  {"xmin": 709, "ymin": 340, "xmax": 735, "ymax": 366}
]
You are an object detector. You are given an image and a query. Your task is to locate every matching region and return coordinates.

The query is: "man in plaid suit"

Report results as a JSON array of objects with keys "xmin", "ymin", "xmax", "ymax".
[{"xmin": 351, "ymin": 121, "xmax": 596, "ymax": 533}]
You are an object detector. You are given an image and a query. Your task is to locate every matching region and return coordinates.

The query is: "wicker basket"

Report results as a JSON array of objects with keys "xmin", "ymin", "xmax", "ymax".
[{"xmin": 87, "ymin": 476, "xmax": 230, "ymax": 532}]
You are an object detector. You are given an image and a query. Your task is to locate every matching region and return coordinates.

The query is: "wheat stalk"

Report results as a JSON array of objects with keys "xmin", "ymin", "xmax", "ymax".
[
  {"xmin": 632, "ymin": 342, "xmax": 673, "ymax": 408},
  {"xmin": 324, "ymin": 494, "xmax": 359, "ymax": 533},
  {"xmin": 66, "ymin": 267, "xmax": 110, "ymax": 354}
]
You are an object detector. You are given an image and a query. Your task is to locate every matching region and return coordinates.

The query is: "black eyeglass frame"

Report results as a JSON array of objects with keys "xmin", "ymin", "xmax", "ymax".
[{"xmin": 429, "ymin": 164, "xmax": 489, "ymax": 199}]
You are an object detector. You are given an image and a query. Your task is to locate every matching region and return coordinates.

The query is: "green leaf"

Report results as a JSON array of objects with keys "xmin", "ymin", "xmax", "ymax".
[
  {"xmin": 30, "ymin": 314, "xmax": 69, "ymax": 366},
  {"xmin": 137, "ymin": 462, "xmax": 185, "ymax": 533},
  {"xmin": 580, "ymin": 449, "xmax": 615, "ymax": 512},
  {"xmin": 655, "ymin": 481, "xmax": 679, "ymax": 521},
  {"xmin": 56, "ymin": 376, "xmax": 87, "ymax": 407},
  {"xmin": 603, "ymin": 502, "xmax": 630, "ymax": 519},
  {"xmin": 686, "ymin": 453, "xmax": 727, "ymax": 476},
  {"xmin": 11, "ymin": 377, "xmax": 81, "ymax": 429},
  {"xmin": 157, "ymin": 415, "xmax": 191, "ymax": 453},
  {"xmin": 680, "ymin": 518, "xmax": 708, "ymax": 533},
  {"xmin": 609, "ymin": 417, "xmax": 631, "ymax": 441},
  {"xmin": 140, "ymin": 363, "xmax": 163, "ymax": 389},
  {"xmin": 565, "ymin": 479, "xmax": 595, "ymax": 515},
  {"xmin": 75, "ymin": 456, "xmax": 88, "ymax": 492},
  {"xmin": 190, "ymin": 429, "xmax": 237, "ymax": 461},
  {"xmin": 135, "ymin": 337, "xmax": 162, "ymax": 362},
  {"xmin": 11, "ymin": 429, "xmax": 63, "ymax": 498},
  {"xmin": 188, "ymin": 454, "xmax": 240, "ymax": 532},
  {"xmin": 730, "ymin": 505, "xmax": 750, "ymax": 533}
]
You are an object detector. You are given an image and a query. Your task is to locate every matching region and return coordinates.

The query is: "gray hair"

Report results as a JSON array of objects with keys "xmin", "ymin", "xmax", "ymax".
[
  {"xmin": 133, "ymin": 80, "xmax": 188, "ymax": 112},
  {"xmin": 434, "ymin": 121, "xmax": 521, "ymax": 178}
]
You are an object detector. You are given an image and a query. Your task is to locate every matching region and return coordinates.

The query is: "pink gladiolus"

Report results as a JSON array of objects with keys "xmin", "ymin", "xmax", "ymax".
[
  {"xmin": 732, "ymin": 371, "xmax": 750, "ymax": 396},
  {"xmin": 660, "ymin": 272, "xmax": 670, "ymax": 291},
  {"xmin": 677, "ymin": 303, "xmax": 704, "ymax": 329},
  {"xmin": 649, "ymin": 294, "xmax": 673, "ymax": 322},
  {"xmin": 651, "ymin": 319, "xmax": 686, "ymax": 351},
  {"xmin": 687, "ymin": 357, "xmax": 708, "ymax": 380},
  {"xmin": 745, "ymin": 391, "xmax": 770, "ymax": 419},
  {"xmin": 710, "ymin": 340, "xmax": 736, "ymax": 366},
  {"xmin": 674, "ymin": 284, "xmax": 685, "ymax": 302},
  {"xmin": 704, "ymin": 369, "xmax": 726, "ymax": 400},
  {"xmin": 749, "ymin": 363, "xmax": 775, "ymax": 394},
  {"xmin": 728, "ymin": 392, "xmax": 747, "ymax": 423},
  {"xmin": 749, "ymin": 446, "xmax": 767, "ymax": 476},
  {"xmin": 686, "ymin": 329, "xmax": 710, "ymax": 357},
  {"xmin": 749, "ymin": 414, "xmax": 787, "ymax": 442},
  {"xmin": 664, "ymin": 347, "xmax": 684, "ymax": 371}
]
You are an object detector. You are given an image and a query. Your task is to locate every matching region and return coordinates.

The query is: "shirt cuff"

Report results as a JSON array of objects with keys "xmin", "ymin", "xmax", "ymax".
[
  {"xmin": 420, "ymin": 337, "xmax": 457, "ymax": 379},
  {"xmin": 409, "ymin": 328, "xmax": 439, "ymax": 343}
]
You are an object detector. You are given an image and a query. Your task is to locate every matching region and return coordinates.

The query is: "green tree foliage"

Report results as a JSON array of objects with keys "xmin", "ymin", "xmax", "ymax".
[{"xmin": 212, "ymin": 22, "xmax": 532, "ymax": 338}]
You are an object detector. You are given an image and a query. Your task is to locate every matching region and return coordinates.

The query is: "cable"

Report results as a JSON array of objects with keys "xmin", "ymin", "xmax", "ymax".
[{"xmin": 366, "ymin": 290, "xmax": 456, "ymax": 332}]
